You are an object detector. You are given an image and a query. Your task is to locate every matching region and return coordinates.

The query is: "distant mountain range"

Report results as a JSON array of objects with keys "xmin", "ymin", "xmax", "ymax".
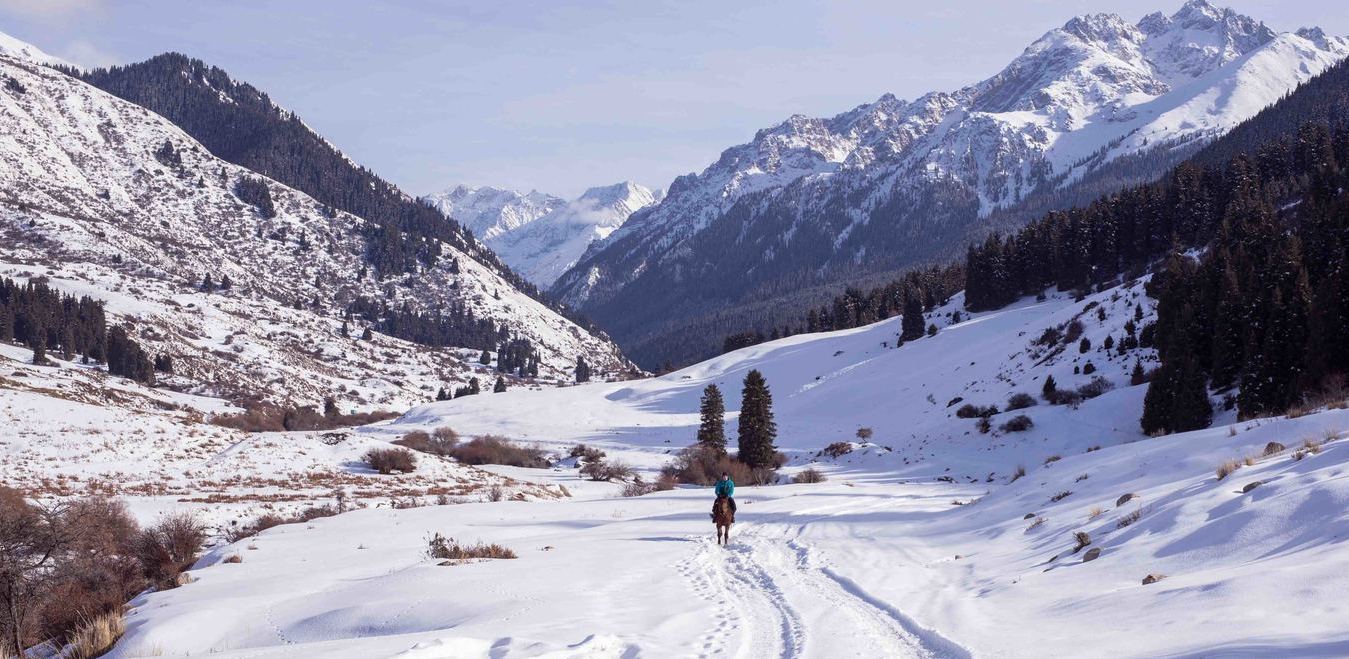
[
  {"xmin": 425, "ymin": 182, "xmax": 660, "ymax": 288},
  {"xmin": 548, "ymin": 0, "xmax": 1349, "ymax": 367}
]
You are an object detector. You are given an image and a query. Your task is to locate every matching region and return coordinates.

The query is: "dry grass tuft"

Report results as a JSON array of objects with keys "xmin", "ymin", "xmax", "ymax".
[
  {"xmin": 66, "ymin": 610, "xmax": 125, "ymax": 659},
  {"xmin": 427, "ymin": 532, "xmax": 516, "ymax": 561},
  {"xmin": 222, "ymin": 554, "xmax": 242, "ymax": 564},
  {"xmin": 1117, "ymin": 508, "xmax": 1143, "ymax": 529},
  {"xmin": 1087, "ymin": 506, "xmax": 1104, "ymax": 521},
  {"xmin": 1216, "ymin": 459, "xmax": 1241, "ymax": 480},
  {"xmin": 792, "ymin": 468, "xmax": 827, "ymax": 484},
  {"xmin": 1026, "ymin": 516, "xmax": 1047, "ymax": 531}
]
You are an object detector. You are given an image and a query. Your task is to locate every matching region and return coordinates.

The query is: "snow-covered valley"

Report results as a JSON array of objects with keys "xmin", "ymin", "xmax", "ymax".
[{"xmin": 36, "ymin": 279, "xmax": 1347, "ymax": 658}]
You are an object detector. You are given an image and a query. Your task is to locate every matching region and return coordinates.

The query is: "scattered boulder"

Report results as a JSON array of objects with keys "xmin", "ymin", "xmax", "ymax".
[
  {"xmin": 1242, "ymin": 481, "xmax": 1263, "ymax": 493},
  {"xmin": 1142, "ymin": 573, "xmax": 1167, "ymax": 585},
  {"xmin": 1263, "ymin": 442, "xmax": 1286, "ymax": 456},
  {"xmin": 1115, "ymin": 493, "xmax": 1136, "ymax": 507},
  {"xmin": 1082, "ymin": 547, "xmax": 1102, "ymax": 562},
  {"xmin": 1023, "ymin": 512, "xmax": 1036, "ymax": 520}
]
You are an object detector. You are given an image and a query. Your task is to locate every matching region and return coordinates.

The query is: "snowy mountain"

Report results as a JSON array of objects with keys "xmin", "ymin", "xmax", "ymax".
[
  {"xmin": 0, "ymin": 30, "xmax": 67, "ymax": 66},
  {"xmin": 0, "ymin": 51, "xmax": 632, "ymax": 412},
  {"xmin": 552, "ymin": 0, "xmax": 1349, "ymax": 366},
  {"xmin": 427, "ymin": 181, "xmax": 660, "ymax": 287}
]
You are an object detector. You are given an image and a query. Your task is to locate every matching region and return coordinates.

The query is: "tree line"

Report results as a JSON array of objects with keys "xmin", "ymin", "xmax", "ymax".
[
  {"xmin": 964, "ymin": 56, "xmax": 1349, "ymax": 433},
  {"xmin": 0, "ymin": 278, "xmax": 157, "ymax": 383}
]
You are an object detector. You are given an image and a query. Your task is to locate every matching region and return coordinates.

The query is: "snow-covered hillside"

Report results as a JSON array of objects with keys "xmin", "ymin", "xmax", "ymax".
[
  {"xmin": 104, "ymin": 278, "xmax": 1349, "ymax": 657},
  {"xmin": 426, "ymin": 182, "xmax": 660, "ymax": 287},
  {"xmin": 552, "ymin": 1, "xmax": 1349, "ymax": 365},
  {"xmin": 0, "ymin": 52, "xmax": 632, "ymax": 411}
]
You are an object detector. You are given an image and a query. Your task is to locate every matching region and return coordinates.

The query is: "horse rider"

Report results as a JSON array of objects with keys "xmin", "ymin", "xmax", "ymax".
[{"xmin": 714, "ymin": 471, "xmax": 736, "ymax": 514}]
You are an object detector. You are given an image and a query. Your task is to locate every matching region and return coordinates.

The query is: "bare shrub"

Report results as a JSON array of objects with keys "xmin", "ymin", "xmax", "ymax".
[
  {"xmin": 135, "ymin": 513, "xmax": 205, "ymax": 590},
  {"xmin": 822, "ymin": 442, "xmax": 853, "ymax": 459},
  {"xmin": 792, "ymin": 468, "xmax": 827, "ymax": 484},
  {"xmin": 222, "ymin": 554, "xmax": 243, "ymax": 564},
  {"xmin": 1049, "ymin": 490, "xmax": 1072, "ymax": 502},
  {"xmin": 976, "ymin": 417, "xmax": 992, "ymax": 434},
  {"xmin": 1043, "ymin": 454, "xmax": 1062, "ymax": 465},
  {"xmin": 1009, "ymin": 464, "xmax": 1027, "ymax": 483},
  {"xmin": 956, "ymin": 403, "xmax": 998, "ymax": 418},
  {"xmin": 855, "ymin": 427, "xmax": 874, "ymax": 440},
  {"xmin": 228, "ymin": 504, "xmax": 340, "ymax": 543},
  {"xmin": 1006, "ymin": 392, "xmax": 1037, "ymax": 411},
  {"xmin": 663, "ymin": 446, "xmax": 764, "ymax": 486},
  {"xmin": 450, "ymin": 436, "xmax": 548, "ymax": 468},
  {"xmin": 1303, "ymin": 438, "xmax": 1325, "ymax": 455},
  {"xmin": 1026, "ymin": 516, "xmax": 1047, "ymax": 531},
  {"xmin": 581, "ymin": 459, "xmax": 634, "ymax": 482},
  {"xmin": 999, "ymin": 415, "xmax": 1034, "ymax": 432},
  {"xmin": 1216, "ymin": 459, "xmax": 1240, "ymax": 480},
  {"xmin": 426, "ymin": 533, "xmax": 516, "ymax": 561},
  {"xmin": 394, "ymin": 428, "xmax": 458, "ymax": 456},
  {"xmin": 1044, "ymin": 388, "xmax": 1083, "ymax": 406},
  {"xmin": 487, "ymin": 485, "xmax": 505, "ymax": 502},
  {"xmin": 364, "ymin": 447, "xmax": 418, "ymax": 474},
  {"xmin": 1117, "ymin": 508, "xmax": 1143, "ymax": 529},
  {"xmin": 621, "ymin": 478, "xmax": 657, "ymax": 497},
  {"xmin": 213, "ymin": 402, "xmax": 397, "ymax": 432},
  {"xmin": 1087, "ymin": 506, "xmax": 1104, "ymax": 521},
  {"xmin": 1076, "ymin": 376, "xmax": 1115, "ymax": 400}
]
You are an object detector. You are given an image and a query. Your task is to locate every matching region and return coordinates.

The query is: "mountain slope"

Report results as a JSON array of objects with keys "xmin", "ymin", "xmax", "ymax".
[
  {"xmin": 0, "ymin": 52, "xmax": 631, "ymax": 410},
  {"xmin": 68, "ymin": 53, "xmax": 598, "ymax": 332},
  {"xmin": 552, "ymin": 1, "xmax": 1349, "ymax": 368},
  {"xmin": 426, "ymin": 181, "xmax": 659, "ymax": 287}
]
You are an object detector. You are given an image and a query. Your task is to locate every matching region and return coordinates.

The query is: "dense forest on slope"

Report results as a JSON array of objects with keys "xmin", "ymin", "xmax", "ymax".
[
  {"xmin": 62, "ymin": 55, "xmax": 605, "ymax": 336},
  {"xmin": 965, "ymin": 58, "xmax": 1349, "ymax": 432},
  {"xmin": 0, "ymin": 278, "xmax": 156, "ymax": 383}
]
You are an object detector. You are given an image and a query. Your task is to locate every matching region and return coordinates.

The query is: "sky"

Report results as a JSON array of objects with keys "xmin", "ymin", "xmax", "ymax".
[{"xmin": 2, "ymin": 0, "xmax": 1347, "ymax": 199}]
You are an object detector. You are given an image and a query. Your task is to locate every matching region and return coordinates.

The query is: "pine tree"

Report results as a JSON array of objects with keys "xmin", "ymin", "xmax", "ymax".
[
  {"xmin": 361, "ymin": 327, "xmax": 373, "ymax": 341},
  {"xmin": 493, "ymin": 376, "xmax": 507, "ymax": 393},
  {"xmin": 479, "ymin": 349, "xmax": 491, "ymax": 365},
  {"xmin": 737, "ymin": 370, "xmax": 777, "ymax": 469},
  {"xmin": 697, "ymin": 384, "xmax": 727, "ymax": 456},
  {"xmin": 29, "ymin": 319, "xmax": 45, "ymax": 365},
  {"xmin": 1042, "ymin": 375, "xmax": 1057, "ymax": 399},
  {"xmin": 1130, "ymin": 360, "xmax": 1146, "ymax": 386},
  {"xmin": 900, "ymin": 289, "xmax": 925, "ymax": 341},
  {"xmin": 575, "ymin": 356, "xmax": 591, "ymax": 383}
]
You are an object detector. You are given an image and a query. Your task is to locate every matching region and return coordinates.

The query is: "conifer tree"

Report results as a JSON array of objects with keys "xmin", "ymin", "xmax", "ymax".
[
  {"xmin": 575, "ymin": 356, "xmax": 591, "ymax": 383},
  {"xmin": 901, "ymin": 289, "xmax": 925, "ymax": 341},
  {"xmin": 737, "ymin": 370, "xmax": 777, "ymax": 468},
  {"xmin": 493, "ymin": 376, "xmax": 507, "ymax": 393},
  {"xmin": 1042, "ymin": 375, "xmax": 1057, "ymax": 399},
  {"xmin": 697, "ymin": 384, "xmax": 727, "ymax": 455}
]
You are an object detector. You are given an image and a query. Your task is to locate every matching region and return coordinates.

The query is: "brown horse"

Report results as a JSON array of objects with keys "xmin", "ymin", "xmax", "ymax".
[{"xmin": 713, "ymin": 495, "xmax": 734, "ymax": 546}]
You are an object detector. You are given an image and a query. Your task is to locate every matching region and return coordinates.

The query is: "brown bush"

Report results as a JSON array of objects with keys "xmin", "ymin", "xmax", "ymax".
[
  {"xmin": 1215, "ymin": 459, "xmax": 1240, "ymax": 480},
  {"xmin": 822, "ymin": 442, "xmax": 853, "ymax": 459},
  {"xmin": 135, "ymin": 512, "xmax": 205, "ymax": 590},
  {"xmin": 394, "ymin": 429, "xmax": 458, "ymax": 456},
  {"xmin": 569, "ymin": 444, "xmax": 607, "ymax": 462},
  {"xmin": 365, "ymin": 448, "xmax": 418, "ymax": 474},
  {"xmin": 956, "ymin": 403, "xmax": 998, "ymax": 418},
  {"xmin": 999, "ymin": 415, "xmax": 1034, "ymax": 432},
  {"xmin": 663, "ymin": 446, "xmax": 772, "ymax": 486},
  {"xmin": 855, "ymin": 427, "xmax": 874, "ymax": 440},
  {"xmin": 228, "ymin": 504, "xmax": 339, "ymax": 542},
  {"xmin": 1009, "ymin": 465, "xmax": 1027, "ymax": 483},
  {"xmin": 450, "ymin": 436, "xmax": 548, "ymax": 468},
  {"xmin": 426, "ymin": 533, "xmax": 516, "ymax": 561},
  {"xmin": 1006, "ymin": 392, "xmax": 1037, "ymax": 410},
  {"xmin": 792, "ymin": 468, "xmax": 827, "ymax": 484},
  {"xmin": 213, "ymin": 403, "xmax": 399, "ymax": 432},
  {"xmin": 581, "ymin": 459, "xmax": 634, "ymax": 482},
  {"xmin": 654, "ymin": 472, "xmax": 678, "ymax": 491}
]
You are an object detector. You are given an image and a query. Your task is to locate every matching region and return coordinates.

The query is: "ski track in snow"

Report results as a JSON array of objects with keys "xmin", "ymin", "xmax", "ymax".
[{"xmin": 678, "ymin": 497, "xmax": 969, "ymax": 659}]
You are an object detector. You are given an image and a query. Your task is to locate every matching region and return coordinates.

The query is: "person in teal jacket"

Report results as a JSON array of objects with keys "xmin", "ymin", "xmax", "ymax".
[{"xmin": 714, "ymin": 472, "xmax": 736, "ymax": 513}]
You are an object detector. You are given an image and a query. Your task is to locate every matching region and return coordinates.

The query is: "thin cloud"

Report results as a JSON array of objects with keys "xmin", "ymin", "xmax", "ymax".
[{"xmin": 0, "ymin": 0, "xmax": 101, "ymax": 18}]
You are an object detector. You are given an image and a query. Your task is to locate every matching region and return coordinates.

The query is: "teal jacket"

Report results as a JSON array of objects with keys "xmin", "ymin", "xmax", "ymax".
[{"xmin": 714, "ymin": 478, "xmax": 735, "ymax": 498}]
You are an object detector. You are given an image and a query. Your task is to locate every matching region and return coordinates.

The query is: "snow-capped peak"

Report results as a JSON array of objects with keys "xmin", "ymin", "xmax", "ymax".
[
  {"xmin": 0, "ymin": 29, "xmax": 69, "ymax": 67},
  {"xmin": 424, "ymin": 181, "xmax": 659, "ymax": 288}
]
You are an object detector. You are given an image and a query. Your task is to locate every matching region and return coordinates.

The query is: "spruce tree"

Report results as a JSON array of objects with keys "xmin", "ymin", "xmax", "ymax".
[
  {"xmin": 697, "ymin": 384, "xmax": 727, "ymax": 455},
  {"xmin": 901, "ymin": 290, "xmax": 925, "ymax": 341},
  {"xmin": 575, "ymin": 356, "xmax": 591, "ymax": 383},
  {"xmin": 737, "ymin": 370, "xmax": 777, "ymax": 469},
  {"xmin": 479, "ymin": 349, "xmax": 491, "ymax": 365},
  {"xmin": 493, "ymin": 376, "xmax": 507, "ymax": 393},
  {"xmin": 1042, "ymin": 375, "xmax": 1057, "ymax": 399}
]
